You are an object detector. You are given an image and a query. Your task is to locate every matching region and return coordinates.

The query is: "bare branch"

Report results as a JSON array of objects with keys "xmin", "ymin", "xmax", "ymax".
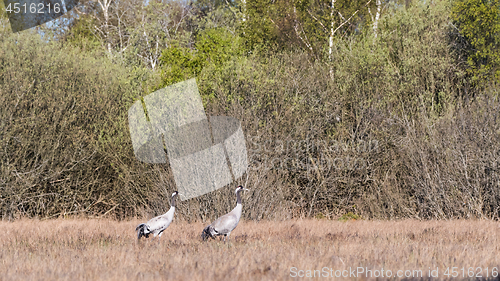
[
  {"xmin": 291, "ymin": 7, "xmax": 314, "ymax": 52},
  {"xmin": 307, "ymin": 9, "xmax": 327, "ymax": 32}
]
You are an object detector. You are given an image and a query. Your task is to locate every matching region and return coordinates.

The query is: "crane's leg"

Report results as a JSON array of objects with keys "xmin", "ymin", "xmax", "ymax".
[{"xmin": 223, "ymin": 232, "xmax": 231, "ymax": 244}]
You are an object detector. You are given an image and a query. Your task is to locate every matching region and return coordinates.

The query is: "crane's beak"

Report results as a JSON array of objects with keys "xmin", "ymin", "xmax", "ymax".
[{"xmin": 243, "ymin": 188, "xmax": 249, "ymax": 191}]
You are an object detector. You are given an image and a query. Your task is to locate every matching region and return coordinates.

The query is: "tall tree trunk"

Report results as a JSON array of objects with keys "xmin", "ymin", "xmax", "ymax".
[
  {"xmin": 98, "ymin": 0, "xmax": 112, "ymax": 55},
  {"xmin": 329, "ymin": 0, "xmax": 335, "ymax": 62},
  {"xmin": 329, "ymin": 0, "xmax": 336, "ymax": 78},
  {"xmin": 373, "ymin": 0, "xmax": 381, "ymax": 38}
]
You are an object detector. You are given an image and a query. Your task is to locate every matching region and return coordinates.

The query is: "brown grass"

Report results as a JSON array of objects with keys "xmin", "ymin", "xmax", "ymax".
[{"xmin": 0, "ymin": 219, "xmax": 499, "ymax": 280}]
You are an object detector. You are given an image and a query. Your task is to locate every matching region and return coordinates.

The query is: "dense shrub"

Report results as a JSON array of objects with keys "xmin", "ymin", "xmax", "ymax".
[
  {"xmin": 0, "ymin": 29, "xmax": 152, "ymax": 219},
  {"xmin": 1, "ymin": 0, "xmax": 500, "ymax": 220},
  {"xmin": 192, "ymin": 0, "xmax": 500, "ymax": 219},
  {"xmin": 451, "ymin": 0, "xmax": 500, "ymax": 85}
]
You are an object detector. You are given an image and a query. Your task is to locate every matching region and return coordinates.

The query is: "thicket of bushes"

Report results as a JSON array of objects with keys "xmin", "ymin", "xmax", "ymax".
[
  {"xmin": 0, "ymin": 30, "xmax": 143, "ymax": 219},
  {"xmin": 1, "ymin": 0, "xmax": 499, "ymax": 220}
]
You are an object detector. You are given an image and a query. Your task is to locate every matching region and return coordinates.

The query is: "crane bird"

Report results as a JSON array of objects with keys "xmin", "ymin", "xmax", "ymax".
[
  {"xmin": 201, "ymin": 185, "xmax": 249, "ymax": 243},
  {"xmin": 136, "ymin": 191, "xmax": 179, "ymax": 241}
]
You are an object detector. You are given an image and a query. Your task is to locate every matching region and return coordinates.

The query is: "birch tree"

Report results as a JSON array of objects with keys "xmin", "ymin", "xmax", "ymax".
[
  {"xmin": 127, "ymin": 1, "xmax": 192, "ymax": 70},
  {"xmin": 263, "ymin": 0, "xmax": 374, "ymax": 54},
  {"xmin": 96, "ymin": 0, "xmax": 112, "ymax": 54},
  {"xmin": 368, "ymin": 0, "xmax": 382, "ymax": 39},
  {"xmin": 62, "ymin": 0, "xmax": 193, "ymax": 68},
  {"xmin": 261, "ymin": 0, "xmax": 374, "ymax": 78},
  {"xmin": 66, "ymin": 0, "xmax": 136, "ymax": 56}
]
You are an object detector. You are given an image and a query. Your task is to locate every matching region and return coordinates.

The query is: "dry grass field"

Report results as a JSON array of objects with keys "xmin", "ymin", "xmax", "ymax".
[{"xmin": 0, "ymin": 219, "xmax": 499, "ymax": 280}]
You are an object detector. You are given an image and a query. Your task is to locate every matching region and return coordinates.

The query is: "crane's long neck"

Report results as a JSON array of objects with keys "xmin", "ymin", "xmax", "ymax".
[
  {"xmin": 232, "ymin": 189, "xmax": 245, "ymax": 220},
  {"xmin": 171, "ymin": 194, "xmax": 177, "ymax": 208},
  {"xmin": 232, "ymin": 201, "xmax": 243, "ymax": 221},
  {"xmin": 236, "ymin": 190, "xmax": 242, "ymax": 204}
]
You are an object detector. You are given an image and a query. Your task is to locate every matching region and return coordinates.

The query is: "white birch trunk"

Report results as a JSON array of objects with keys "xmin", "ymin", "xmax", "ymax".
[
  {"xmin": 329, "ymin": 0, "xmax": 335, "ymax": 62},
  {"xmin": 329, "ymin": 0, "xmax": 336, "ymax": 78},
  {"xmin": 98, "ymin": 0, "xmax": 112, "ymax": 55},
  {"xmin": 373, "ymin": 0, "xmax": 381, "ymax": 38},
  {"xmin": 293, "ymin": 6, "xmax": 313, "ymax": 52}
]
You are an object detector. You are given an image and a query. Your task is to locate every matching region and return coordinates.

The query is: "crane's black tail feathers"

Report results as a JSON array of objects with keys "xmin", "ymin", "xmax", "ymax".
[
  {"xmin": 201, "ymin": 225, "xmax": 215, "ymax": 241},
  {"xmin": 136, "ymin": 223, "xmax": 150, "ymax": 240}
]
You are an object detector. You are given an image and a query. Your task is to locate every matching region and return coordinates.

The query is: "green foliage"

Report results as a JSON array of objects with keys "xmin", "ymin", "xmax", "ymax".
[
  {"xmin": 0, "ymin": 1, "xmax": 11, "ymax": 34},
  {"xmin": 0, "ymin": 0, "xmax": 6, "ymax": 17},
  {"xmin": 451, "ymin": 0, "xmax": 500, "ymax": 84},
  {"xmin": 242, "ymin": 0, "xmax": 378, "ymax": 54},
  {"xmin": 193, "ymin": 0, "xmax": 240, "ymax": 31},
  {"xmin": 158, "ymin": 27, "xmax": 241, "ymax": 88},
  {"xmin": 338, "ymin": 212, "xmax": 363, "ymax": 221},
  {"xmin": 325, "ymin": 0, "xmax": 462, "ymax": 118},
  {"xmin": 243, "ymin": 0, "xmax": 281, "ymax": 50},
  {"xmin": 294, "ymin": 0, "xmax": 373, "ymax": 51},
  {"xmin": 158, "ymin": 45, "xmax": 201, "ymax": 87},
  {"xmin": 63, "ymin": 15, "xmax": 101, "ymax": 53},
  {"xmin": 125, "ymin": 1, "xmax": 193, "ymax": 70},
  {"xmin": 197, "ymin": 27, "xmax": 242, "ymax": 66},
  {"xmin": 315, "ymin": 212, "xmax": 326, "ymax": 219}
]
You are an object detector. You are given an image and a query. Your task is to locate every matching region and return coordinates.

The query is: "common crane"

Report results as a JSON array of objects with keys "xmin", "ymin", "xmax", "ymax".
[
  {"xmin": 201, "ymin": 186, "xmax": 249, "ymax": 243},
  {"xmin": 136, "ymin": 191, "xmax": 179, "ymax": 241}
]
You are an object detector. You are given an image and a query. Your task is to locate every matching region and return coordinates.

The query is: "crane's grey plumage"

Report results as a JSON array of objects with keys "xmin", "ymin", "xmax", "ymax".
[
  {"xmin": 136, "ymin": 191, "xmax": 179, "ymax": 240},
  {"xmin": 202, "ymin": 186, "xmax": 248, "ymax": 243}
]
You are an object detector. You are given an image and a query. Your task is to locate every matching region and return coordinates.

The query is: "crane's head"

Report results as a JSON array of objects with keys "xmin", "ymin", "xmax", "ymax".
[
  {"xmin": 236, "ymin": 185, "xmax": 249, "ymax": 194},
  {"xmin": 170, "ymin": 191, "xmax": 180, "ymax": 207}
]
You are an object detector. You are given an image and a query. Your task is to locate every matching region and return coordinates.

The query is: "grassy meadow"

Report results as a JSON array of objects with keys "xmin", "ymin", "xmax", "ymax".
[{"xmin": 0, "ymin": 218, "xmax": 499, "ymax": 280}]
